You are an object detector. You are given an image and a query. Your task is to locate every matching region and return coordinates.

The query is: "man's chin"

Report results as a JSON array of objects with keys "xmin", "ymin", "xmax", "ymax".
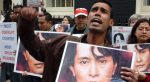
[{"xmin": 88, "ymin": 27, "xmax": 103, "ymax": 33}]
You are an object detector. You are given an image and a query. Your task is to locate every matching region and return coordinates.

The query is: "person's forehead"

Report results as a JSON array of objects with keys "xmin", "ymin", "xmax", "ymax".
[
  {"xmin": 77, "ymin": 44, "xmax": 90, "ymax": 51},
  {"xmin": 63, "ymin": 17, "xmax": 68, "ymax": 20},
  {"xmin": 139, "ymin": 22, "xmax": 150, "ymax": 27},
  {"xmin": 76, "ymin": 44, "xmax": 91, "ymax": 55},
  {"xmin": 91, "ymin": 2, "xmax": 111, "ymax": 11},
  {"xmin": 38, "ymin": 16, "xmax": 46, "ymax": 20},
  {"xmin": 76, "ymin": 45, "xmax": 104, "ymax": 57}
]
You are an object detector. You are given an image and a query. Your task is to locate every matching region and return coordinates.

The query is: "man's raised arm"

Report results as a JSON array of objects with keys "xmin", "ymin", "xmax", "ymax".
[{"xmin": 18, "ymin": 7, "xmax": 46, "ymax": 62}]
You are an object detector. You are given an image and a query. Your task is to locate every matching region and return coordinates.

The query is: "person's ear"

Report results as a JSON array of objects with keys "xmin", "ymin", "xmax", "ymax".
[
  {"xmin": 109, "ymin": 19, "xmax": 114, "ymax": 26},
  {"xmin": 69, "ymin": 66, "xmax": 76, "ymax": 76}
]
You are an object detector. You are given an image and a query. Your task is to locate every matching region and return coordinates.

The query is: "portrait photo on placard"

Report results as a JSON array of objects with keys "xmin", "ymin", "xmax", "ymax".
[
  {"xmin": 122, "ymin": 43, "xmax": 150, "ymax": 73},
  {"xmin": 56, "ymin": 41, "xmax": 136, "ymax": 82}
]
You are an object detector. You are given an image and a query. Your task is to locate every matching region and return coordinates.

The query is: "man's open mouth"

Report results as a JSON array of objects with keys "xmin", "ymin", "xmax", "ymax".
[{"xmin": 91, "ymin": 18, "xmax": 102, "ymax": 24}]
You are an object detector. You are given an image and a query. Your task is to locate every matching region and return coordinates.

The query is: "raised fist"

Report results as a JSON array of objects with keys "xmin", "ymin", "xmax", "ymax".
[{"xmin": 20, "ymin": 7, "xmax": 38, "ymax": 21}]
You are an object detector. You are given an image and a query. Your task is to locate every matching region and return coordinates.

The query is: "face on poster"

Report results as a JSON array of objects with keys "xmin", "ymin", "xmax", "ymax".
[
  {"xmin": 56, "ymin": 41, "xmax": 135, "ymax": 82},
  {"xmin": 122, "ymin": 43, "xmax": 150, "ymax": 73}
]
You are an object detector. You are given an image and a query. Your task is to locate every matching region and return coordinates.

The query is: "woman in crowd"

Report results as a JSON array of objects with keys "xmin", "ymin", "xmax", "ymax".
[
  {"xmin": 128, "ymin": 18, "xmax": 150, "ymax": 82},
  {"xmin": 62, "ymin": 15, "xmax": 74, "ymax": 27}
]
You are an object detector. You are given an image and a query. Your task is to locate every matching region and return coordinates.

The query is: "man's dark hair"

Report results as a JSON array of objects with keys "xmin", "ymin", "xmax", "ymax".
[
  {"xmin": 38, "ymin": 12, "xmax": 53, "ymax": 25},
  {"xmin": 91, "ymin": 0, "xmax": 114, "ymax": 19},
  {"xmin": 91, "ymin": 46, "xmax": 120, "ymax": 63},
  {"xmin": 43, "ymin": 12, "xmax": 52, "ymax": 22},
  {"xmin": 94, "ymin": 0, "xmax": 112, "ymax": 8}
]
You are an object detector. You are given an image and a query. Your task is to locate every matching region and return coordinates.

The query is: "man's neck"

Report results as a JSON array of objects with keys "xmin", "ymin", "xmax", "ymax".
[{"xmin": 86, "ymin": 32, "xmax": 107, "ymax": 46}]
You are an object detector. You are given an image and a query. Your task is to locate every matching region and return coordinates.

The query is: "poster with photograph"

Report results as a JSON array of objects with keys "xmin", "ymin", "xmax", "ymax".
[
  {"xmin": 121, "ymin": 43, "xmax": 150, "ymax": 73},
  {"xmin": 56, "ymin": 41, "xmax": 136, "ymax": 82},
  {"xmin": 14, "ymin": 31, "xmax": 70, "ymax": 77},
  {"xmin": 112, "ymin": 26, "xmax": 132, "ymax": 47},
  {"xmin": 54, "ymin": 24, "xmax": 70, "ymax": 32},
  {"xmin": 0, "ymin": 22, "xmax": 17, "ymax": 63}
]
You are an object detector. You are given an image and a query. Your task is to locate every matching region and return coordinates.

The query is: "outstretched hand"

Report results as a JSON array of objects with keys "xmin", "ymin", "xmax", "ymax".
[{"xmin": 20, "ymin": 7, "xmax": 38, "ymax": 21}]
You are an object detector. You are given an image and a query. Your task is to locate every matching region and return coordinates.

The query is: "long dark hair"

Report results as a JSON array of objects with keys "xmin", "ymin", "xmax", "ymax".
[
  {"xmin": 63, "ymin": 16, "xmax": 74, "ymax": 27},
  {"xmin": 128, "ymin": 18, "xmax": 150, "ymax": 43}
]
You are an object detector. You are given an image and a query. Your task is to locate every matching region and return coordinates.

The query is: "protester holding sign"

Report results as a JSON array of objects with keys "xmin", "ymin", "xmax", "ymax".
[
  {"xmin": 127, "ymin": 18, "xmax": 150, "ymax": 81},
  {"xmin": 18, "ymin": 0, "xmax": 138, "ymax": 82}
]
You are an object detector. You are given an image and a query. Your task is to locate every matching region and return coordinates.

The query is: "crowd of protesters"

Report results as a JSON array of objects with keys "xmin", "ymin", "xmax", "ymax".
[{"xmin": 0, "ymin": 0, "xmax": 150, "ymax": 82}]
